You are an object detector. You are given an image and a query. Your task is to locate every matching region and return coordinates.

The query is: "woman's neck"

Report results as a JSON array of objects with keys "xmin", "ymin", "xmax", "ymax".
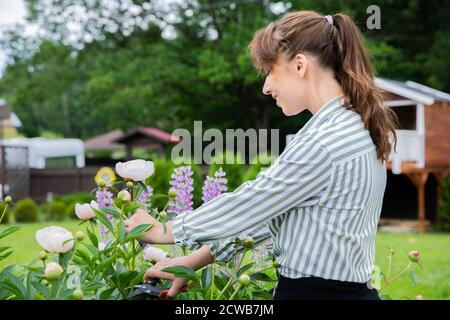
[{"xmin": 307, "ymin": 73, "xmax": 345, "ymax": 115}]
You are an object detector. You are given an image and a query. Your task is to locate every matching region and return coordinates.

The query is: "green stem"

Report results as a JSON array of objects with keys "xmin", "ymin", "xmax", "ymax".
[
  {"xmin": 131, "ymin": 239, "xmax": 136, "ymax": 270},
  {"xmin": 216, "ymin": 244, "xmax": 240, "ymax": 300},
  {"xmin": 380, "ymin": 261, "xmax": 412, "ymax": 291},
  {"xmin": 50, "ymin": 281, "xmax": 56, "ymax": 299},
  {"xmin": 0, "ymin": 203, "xmax": 8, "ymax": 224},
  {"xmin": 211, "ymin": 263, "xmax": 216, "ymax": 300},
  {"xmin": 89, "ymin": 220, "xmax": 96, "ymax": 236},
  {"xmin": 55, "ymin": 240, "xmax": 78, "ymax": 298},
  {"xmin": 229, "ymin": 284, "xmax": 242, "ymax": 300},
  {"xmin": 387, "ymin": 250, "xmax": 394, "ymax": 279}
]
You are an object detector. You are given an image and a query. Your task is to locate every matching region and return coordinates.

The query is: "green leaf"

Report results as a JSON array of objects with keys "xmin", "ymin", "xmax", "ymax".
[
  {"xmin": 118, "ymin": 220, "xmax": 126, "ymax": 243},
  {"xmin": 250, "ymin": 272, "xmax": 276, "ymax": 282},
  {"xmin": 0, "ymin": 249, "xmax": 13, "ymax": 261},
  {"xmin": 86, "ymin": 227, "xmax": 98, "ymax": 248},
  {"xmin": 99, "ymin": 287, "xmax": 116, "ymax": 300},
  {"xmin": 83, "ymin": 280, "xmax": 105, "ymax": 292},
  {"xmin": 411, "ymin": 270, "xmax": 420, "ymax": 288},
  {"xmin": 0, "ymin": 225, "xmax": 21, "ymax": 240},
  {"xmin": 123, "ymin": 224, "xmax": 151, "ymax": 243},
  {"xmin": 102, "ymin": 207, "xmax": 121, "ymax": 219},
  {"xmin": 237, "ymin": 262, "xmax": 255, "ymax": 277},
  {"xmin": 75, "ymin": 249, "xmax": 93, "ymax": 267},
  {"xmin": 161, "ymin": 266, "xmax": 200, "ymax": 284},
  {"xmin": 93, "ymin": 207, "xmax": 115, "ymax": 233},
  {"xmin": 117, "ymin": 271, "xmax": 139, "ymax": 290},
  {"xmin": 201, "ymin": 267, "xmax": 213, "ymax": 289}
]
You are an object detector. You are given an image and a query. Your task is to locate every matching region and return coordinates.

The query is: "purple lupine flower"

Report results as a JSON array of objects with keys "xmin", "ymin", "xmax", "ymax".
[
  {"xmin": 137, "ymin": 185, "xmax": 154, "ymax": 209},
  {"xmin": 202, "ymin": 167, "xmax": 228, "ymax": 203},
  {"xmin": 168, "ymin": 166, "xmax": 194, "ymax": 214},
  {"xmin": 95, "ymin": 188, "xmax": 114, "ymax": 240}
]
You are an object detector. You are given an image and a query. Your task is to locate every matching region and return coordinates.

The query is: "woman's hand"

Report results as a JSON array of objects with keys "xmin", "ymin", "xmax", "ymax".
[
  {"xmin": 124, "ymin": 209, "xmax": 174, "ymax": 244},
  {"xmin": 143, "ymin": 256, "xmax": 190, "ymax": 299},
  {"xmin": 144, "ymin": 245, "xmax": 215, "ymax": 298}
]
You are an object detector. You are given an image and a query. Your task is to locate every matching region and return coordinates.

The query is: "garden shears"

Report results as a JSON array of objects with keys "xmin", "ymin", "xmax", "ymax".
[{"xmin": 127, "ymin": 278, "xmax": 189, "ymax": 300}]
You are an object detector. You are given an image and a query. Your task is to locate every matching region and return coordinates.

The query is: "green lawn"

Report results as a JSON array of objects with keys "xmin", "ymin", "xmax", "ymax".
[{"xmin": 1, "ymin": 221, "xmax": 449, "ymax": 300}]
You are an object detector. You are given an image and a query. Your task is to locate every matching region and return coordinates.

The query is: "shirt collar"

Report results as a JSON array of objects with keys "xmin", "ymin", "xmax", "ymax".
[{"xmin": 294, "ymin": 95, "xmax": 345, "ymax": 138}]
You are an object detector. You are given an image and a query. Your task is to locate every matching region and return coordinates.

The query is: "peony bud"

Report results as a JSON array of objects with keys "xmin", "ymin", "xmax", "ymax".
[
  {"xmin": 408, "ymin": 250, "xmax": 420, "ymax": 263},
  {"xmin": 4, "ymin": 196, "xmax": 12, "ymax": 204},
  {"xmin": 159, "ymin": 211, "xmax": 167, "ymax": 219},
  {"xmin": 242, "ymin": 236, "xmax": 254, "ymax": 249},
  {"xmin": 272, "ymin": 261, "xmax": 281, "ymax": 268},
  {"xmin": 72, "ymin": 289, "xmax": 84, "ymax": 300},
  {"xmin": 39, "ymin": 251, "xmax": 47, "ymax": 261},
  {"xmin": 126, "ymin": 181, "xmax": 134, "ymax": 189},
  {"xmin": 118, "ymin": 190, "xmax": 131, "ymax": 202},
  {"xmin": 45, "ymin": 262, "xmax": 63, "ymax": 280},
  {"xmin": 75, "ymin": 203, "xmax": 96, "ymax": 221},
  {"xmin": 238, "ymin": 274, "xmax": 251, "ymax": 286},
  {"xmin": 75, "ymin": 230, "xmax": 85, "ymax": 241},
  {"xmin": 168, "ymin": 190, "xmax": 177, "ymax": 198}
]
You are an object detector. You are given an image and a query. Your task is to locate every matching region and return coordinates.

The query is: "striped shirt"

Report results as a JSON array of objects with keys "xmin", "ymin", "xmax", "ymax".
[{"xmin": 172, "ymin": 96, "xmax": 387, "ymax": 283}]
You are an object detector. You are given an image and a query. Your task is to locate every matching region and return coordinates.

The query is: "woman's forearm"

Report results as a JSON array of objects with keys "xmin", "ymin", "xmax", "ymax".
[
  {"xmin": 186, "ymin": 245, "xmax": 215, "ymax": 270},
  {"xmin": 144, "ymin": 220, "xmax": 175, "ymax": 244}
]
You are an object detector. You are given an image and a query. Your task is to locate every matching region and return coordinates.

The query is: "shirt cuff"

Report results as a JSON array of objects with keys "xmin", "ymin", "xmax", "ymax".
[{"xmin": 172, "ymin": 211, "xmax": 196, "ymax": 247}]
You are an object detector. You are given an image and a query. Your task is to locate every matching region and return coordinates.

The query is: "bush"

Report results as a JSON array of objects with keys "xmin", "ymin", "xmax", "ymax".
[
  {"xmin": 146, "ymin": 157, "xmax": 175, "ymax": 209},
  {"xmin": 14, "ymin": 198, "xmax": 38, "ymax": 223},
  {"xmin": 54, "ymin": 192, "xmax": 92, "ymax": 207},
  {"xmin": 65, "ymin": 201, "xmax": 78, "ymax": 220},
  {"xmin": 48, "ymin": 200, "xmax": 68, "ymax": 221}
]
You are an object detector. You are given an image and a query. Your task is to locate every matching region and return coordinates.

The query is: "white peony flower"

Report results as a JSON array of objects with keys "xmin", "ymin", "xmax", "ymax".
[
  {"xmin": 35, "ymin": 226, "xmax": 74, "ymax": 253},
  {"xmin": 115, "ymin": 159, "xmax": 154, "ymax": 181},
  {"xmin": 143, "ymin": 245, "xmax": 167, "ymax": 262},
  {"xmin": 75, "ymin": 202, "xmax": 96, "ymax": 221}
]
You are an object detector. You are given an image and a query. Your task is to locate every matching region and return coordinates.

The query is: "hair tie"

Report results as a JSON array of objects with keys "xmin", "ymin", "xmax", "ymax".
[{"xmin": 324, "ymin": 15, "xmax": 333, "ymax": 26}]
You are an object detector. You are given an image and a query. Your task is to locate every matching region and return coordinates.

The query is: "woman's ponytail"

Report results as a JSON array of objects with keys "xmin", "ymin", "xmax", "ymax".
[{"xmin": 331, "ymin": 13, "xmax": 398, "ymax": 163}]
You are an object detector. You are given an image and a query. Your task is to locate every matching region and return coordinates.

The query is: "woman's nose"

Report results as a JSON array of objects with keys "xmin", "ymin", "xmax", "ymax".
[{"xmin": 262, "ymin": 78, "xmax": 271, "ymax": 95}]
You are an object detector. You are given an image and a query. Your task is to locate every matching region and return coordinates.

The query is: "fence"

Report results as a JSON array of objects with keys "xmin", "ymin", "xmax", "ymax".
[{"xmin": 29, "ymin": 167, "xmax": 101, "ymax": 201}]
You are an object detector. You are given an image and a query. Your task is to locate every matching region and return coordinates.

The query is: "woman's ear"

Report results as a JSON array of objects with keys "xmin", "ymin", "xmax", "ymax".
[{"xmin": 294, "ymin": 53, "xmax": 308, "ymax": 78}]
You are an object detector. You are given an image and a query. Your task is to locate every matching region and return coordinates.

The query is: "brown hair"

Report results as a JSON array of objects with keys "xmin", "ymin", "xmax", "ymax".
[{"xmin": 249, "ymin": 11, "xmax": 398, "ymax": 163}]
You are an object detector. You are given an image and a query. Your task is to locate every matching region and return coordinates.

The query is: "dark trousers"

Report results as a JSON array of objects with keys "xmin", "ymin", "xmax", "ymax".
[{"xmin": 273, "ymin": 275, "xmax": 381, "ymax": 300}]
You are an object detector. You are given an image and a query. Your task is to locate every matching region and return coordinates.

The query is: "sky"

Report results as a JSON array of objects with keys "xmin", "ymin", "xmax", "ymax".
[{"xmin": 0, "ymin": 0, "xmax": 27, "ymax": 73}]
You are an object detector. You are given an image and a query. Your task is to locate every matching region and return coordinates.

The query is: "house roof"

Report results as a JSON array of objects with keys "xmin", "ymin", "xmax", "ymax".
[
  {"xmin": 84, "ymin": 129, "xmax": 124, "ymax": 151},
  {"xmin": 375, "ymin": 77, "xmax": 450, "ymax": 105},
  {"xmin": 113, "ymin": 126, "xmax": 180, "ymax": 144}
]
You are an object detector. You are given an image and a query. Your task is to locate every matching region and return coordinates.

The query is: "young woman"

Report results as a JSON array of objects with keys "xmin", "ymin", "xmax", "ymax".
[{"xmin": 124, "ymin": 11, "xmax": 398, "ymax": 300}]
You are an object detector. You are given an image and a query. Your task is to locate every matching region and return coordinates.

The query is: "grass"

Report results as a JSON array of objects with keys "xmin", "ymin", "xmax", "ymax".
[{"xmin": 1, "ymin": 221, "xmax": 449, "ymax": 300}]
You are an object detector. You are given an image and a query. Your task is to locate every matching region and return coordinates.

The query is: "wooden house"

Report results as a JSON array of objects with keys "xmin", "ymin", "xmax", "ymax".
[{"xmin": 376, "ymin": 78, "xmax": 450, "ymax": 233}]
